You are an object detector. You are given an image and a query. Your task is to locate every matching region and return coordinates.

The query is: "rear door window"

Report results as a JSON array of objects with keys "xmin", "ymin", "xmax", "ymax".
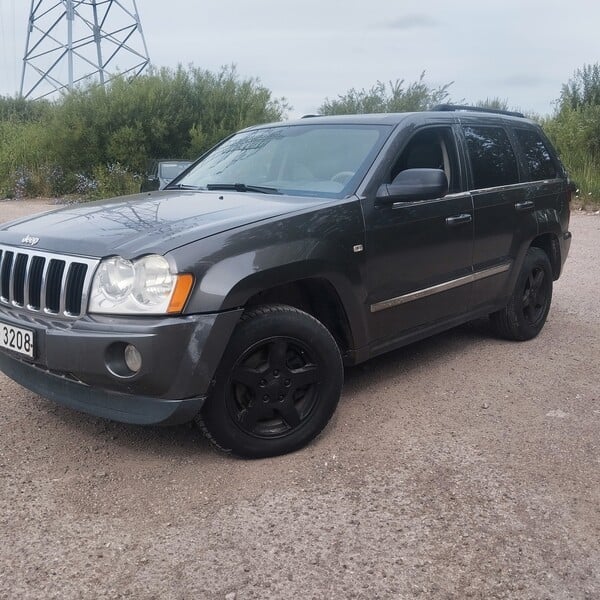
[
  {"xmin": 514, "ymin": 129, "xmax": 558, "ymax": 180},
  {"xmin": 463, "ymin": 126, "xmax": 519, "ymax": 189}
]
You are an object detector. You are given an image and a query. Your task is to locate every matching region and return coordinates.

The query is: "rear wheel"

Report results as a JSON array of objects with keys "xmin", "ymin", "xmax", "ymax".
[
  {"xmin": 197, "ymin": 304, "xmax": 343, "ymax": 458},
  {"xmin": 490, "ymin": 247, "xmax": 553, "ymax": 341}
]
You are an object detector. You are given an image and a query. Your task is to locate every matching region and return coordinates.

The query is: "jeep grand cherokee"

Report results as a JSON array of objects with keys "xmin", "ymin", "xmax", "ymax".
[{"xmin": 0, "ymin": 106, "xmax": 572, "ymax": 458}]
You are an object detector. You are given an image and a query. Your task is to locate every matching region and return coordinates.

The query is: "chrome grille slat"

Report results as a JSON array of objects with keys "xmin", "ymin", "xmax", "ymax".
[
  {"xmin": 8, "ymin": 252, "xmax": 17, "ymax": 304},
  {"xmin": 0, "ymin": 244, "xmax": 99, "ymax": 319},
  {"xmin": 39, "ymin": 257, "xmax": 51, "ymax": 313},
  {"xmin": 22, "ymin": 253, "xmax": 33, "ymax": 308},
  {"xmin": 58, "ymin": 262, "xmax": 71, "ymax": 315},
  {"xmin": 0, "ymin": 250, "xmax": 6, "ymax": 300}
]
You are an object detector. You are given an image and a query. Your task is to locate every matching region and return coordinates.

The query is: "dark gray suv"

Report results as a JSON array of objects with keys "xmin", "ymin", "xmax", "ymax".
[{"xmin": 0, "ymin": 106, "xmax": 572, "ymax": 458}]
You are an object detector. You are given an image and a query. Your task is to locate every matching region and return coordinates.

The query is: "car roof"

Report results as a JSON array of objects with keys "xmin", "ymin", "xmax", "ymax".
[
  {"xmin": 245, "ymin": 110, "xmax": 536, "ymax": 131},
  {"xmin": 249, "ymin": 113, "xmax": 413, "ymax": 129}
]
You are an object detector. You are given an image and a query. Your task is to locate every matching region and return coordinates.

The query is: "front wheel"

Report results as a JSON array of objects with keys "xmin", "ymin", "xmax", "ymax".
[
  {"xmin": 490, "ymin": 247, "xmax": 553, "ymax": 341},
  {"xmin": 197, "ymin": 304, "xmax": 343, "ymax": 458}
]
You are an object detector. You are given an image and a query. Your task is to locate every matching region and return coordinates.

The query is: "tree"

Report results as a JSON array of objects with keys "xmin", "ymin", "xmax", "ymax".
[
  {"xmin": 0, "ymin": 64, "xmax": 290, "ymax": 198},
  {"xmin": 543, "ymin": 63, "xmax": 600, "ymax": 204},
  {"xmin": 0, "ymin": 96, "xmax": 51, "ymax": 122},
  {"xmin": 44, "ymin": 64, "xmax": 290, "ymax": 174},
  {"xmin": 475, "ymin": 97, "xmax": 510, "ymax": 111},
  {"xmin": 558, "ymin": 63, "xmax": 600, "ymax": 111},
  {"xmin": 319, "ymin": 72, "xmax": 452, "ymax": 115}
]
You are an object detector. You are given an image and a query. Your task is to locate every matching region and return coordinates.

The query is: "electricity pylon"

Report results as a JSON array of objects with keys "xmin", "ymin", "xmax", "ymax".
[{"xmin": 20, "ymin": 0, "xmax": 151, "ymax": 99}]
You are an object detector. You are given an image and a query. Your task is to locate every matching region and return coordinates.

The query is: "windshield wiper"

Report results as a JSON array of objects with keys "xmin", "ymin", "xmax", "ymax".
[
  {"xmin": 206, "ymin": 183, "xmax": 281, "ymax": 194},
  {"xmin": 165, "ymin": 183, "xmax": 200, "ymax": 190}
]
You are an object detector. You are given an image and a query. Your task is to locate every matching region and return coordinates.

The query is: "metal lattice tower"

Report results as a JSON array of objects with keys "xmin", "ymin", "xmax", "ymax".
[{"xmin": 20, "ymin": 0, "xmax": 150, "ymax": 99}]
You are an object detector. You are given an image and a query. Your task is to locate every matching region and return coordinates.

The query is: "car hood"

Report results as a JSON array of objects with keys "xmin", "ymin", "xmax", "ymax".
[{"xmin": 0, "ymin": 191, "xmax": 324, "ymax": 258}]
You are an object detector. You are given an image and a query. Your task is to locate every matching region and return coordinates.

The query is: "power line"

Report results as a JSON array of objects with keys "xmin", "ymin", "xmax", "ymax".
[{"xmin": 20, "ymin": 0, "xmax": 151, "ymax": 100}]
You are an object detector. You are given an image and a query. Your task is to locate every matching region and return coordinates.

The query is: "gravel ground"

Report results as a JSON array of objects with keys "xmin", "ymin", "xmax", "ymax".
[{"xmin": 0, "ymin": 198, "xmax": 599, "ymax": 600}]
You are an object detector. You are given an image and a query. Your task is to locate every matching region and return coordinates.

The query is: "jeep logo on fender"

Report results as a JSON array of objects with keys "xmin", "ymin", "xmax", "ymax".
[{"xmin": 21, "ymin": 235, "xmax": 40, "ymax": 246}]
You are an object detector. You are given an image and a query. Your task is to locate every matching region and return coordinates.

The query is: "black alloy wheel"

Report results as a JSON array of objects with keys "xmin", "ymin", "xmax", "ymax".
[
  {"xmin": 521, "ymin": 266, "xmax": 549, "ymax": 328},
  {"xmin": 228, "ymin": 336, "xmax": 320, "ymax": 439},
  {"xmin": 491, "ymin": 247, "xmax": 553, "ymax": 341},
  {"xmin": 197, "ymin": 304, "xmax": 343, "ymax": 458}
]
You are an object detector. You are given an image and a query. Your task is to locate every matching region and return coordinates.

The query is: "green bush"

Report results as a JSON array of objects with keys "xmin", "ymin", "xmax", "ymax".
[
  {"xmin": 542, "ymin": 64, "xmax": 600, "ymax": 206},
  {"xmin": 41, "ymin": 64, "xmax": 288, "ymax": 177},
  {"xmin": 0, "ymin": 64, "xmax": 288, "ymax": 200},
  {"xmin": 2, "ymin": 63, "xmax": 599, "ymax": 207},
  {"xmin": 91, "ymin": 163, "xmax": 140, "ymax": 199}
]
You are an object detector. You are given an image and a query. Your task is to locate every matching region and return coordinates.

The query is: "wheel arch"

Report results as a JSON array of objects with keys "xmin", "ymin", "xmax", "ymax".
[
  {"xmin": 530, "ymin": 232, "xmax": 561, "ymax": 280},
  {"xmin": 243, "ymin": 277, "xmax": 357, "ymax": 359}
]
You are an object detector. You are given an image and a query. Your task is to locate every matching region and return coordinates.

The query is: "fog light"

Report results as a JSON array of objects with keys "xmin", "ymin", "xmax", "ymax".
[{"xmin": 124, "ymin": 344, "xmax": 142, "ymax": 373}]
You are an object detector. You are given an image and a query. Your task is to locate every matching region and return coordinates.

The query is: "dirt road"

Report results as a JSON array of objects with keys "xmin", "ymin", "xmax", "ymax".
[{"xmin": 1, "ymin": 198, "xmax": 599, "ymax": 599}]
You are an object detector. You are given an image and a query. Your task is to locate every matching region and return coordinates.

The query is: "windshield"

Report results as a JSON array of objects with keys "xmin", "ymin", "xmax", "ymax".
[
  {"xmin": 159, "ymin": 161, "xmax": 192, "ymax": 180},
  {"xmin": 173, "ymin": 123, "xmax": 392, "ymax": 198}
]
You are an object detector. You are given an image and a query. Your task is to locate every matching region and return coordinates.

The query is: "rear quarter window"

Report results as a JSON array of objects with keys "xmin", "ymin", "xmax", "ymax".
[
  {"xmin": 514, "ymin": 128, "xmax": 558, "ymax": 180},
  {"xmin": 463, "ymin": 126, "xmax": 519, "ymax": 189}
]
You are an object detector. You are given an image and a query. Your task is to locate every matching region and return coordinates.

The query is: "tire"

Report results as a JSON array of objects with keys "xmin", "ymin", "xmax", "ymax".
[
  {"xmin": 197, "ymin": 304, "xmax": 344, "ymax": 458},
  {"xmin": 490, "ymin": 247, "xmax": 553, "ymax": 341}
]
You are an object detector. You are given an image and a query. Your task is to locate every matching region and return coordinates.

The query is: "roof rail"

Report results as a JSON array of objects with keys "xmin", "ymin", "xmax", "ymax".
[
  {"xmin": 431, "ymin": 104, "xmax": 525, "ymax": 118},
  {"xmin": 300, "ymin": 114, "xmax": 322, "ymax": 119}
]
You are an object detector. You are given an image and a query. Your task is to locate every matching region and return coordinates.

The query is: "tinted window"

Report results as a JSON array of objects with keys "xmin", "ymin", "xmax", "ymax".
[
  {"xmin": 515, "ymin": 129, "xmax": 558, "ymax": 180},
  {"xmin": 391, "ymin": 127, "xmax": 462, "ymax": 193},
  {"xmin": 159, "ymin": 161, "xmax": 192, "ymax": 180},
  {"xmin": 463, "ymin": 126, "xmax": 519, "ymax": 189}
]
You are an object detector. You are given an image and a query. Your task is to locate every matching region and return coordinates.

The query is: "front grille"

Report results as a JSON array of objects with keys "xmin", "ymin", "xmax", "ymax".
[{"xmin": 0, "ymin": 245, "xmax": 99, "ymax": 318}]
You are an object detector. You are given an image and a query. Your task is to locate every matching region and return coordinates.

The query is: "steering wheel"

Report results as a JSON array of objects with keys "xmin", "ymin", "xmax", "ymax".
[{"xmin": 330, "ymin": 171, "xmax": 354, "ymax": 184}]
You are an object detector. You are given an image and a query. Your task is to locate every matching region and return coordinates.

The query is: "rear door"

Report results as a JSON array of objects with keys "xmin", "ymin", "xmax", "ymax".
[
  {"xmin": 512, "ymin": 126, "xmax": 566, "ymax": 216},
  {"xmin": 459, "ymin": 121, "xmax": 538, "ymax": 312}
]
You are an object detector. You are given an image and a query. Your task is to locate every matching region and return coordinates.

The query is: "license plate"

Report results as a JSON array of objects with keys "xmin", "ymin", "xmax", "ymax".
[{"xmin": 0, "ymin": 321, "xmax": 34, "ymax": 358}]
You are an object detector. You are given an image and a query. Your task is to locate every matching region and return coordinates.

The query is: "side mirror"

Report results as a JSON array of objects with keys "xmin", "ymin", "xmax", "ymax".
[
  {"xmin": 376, "ymin": 168, "xmax": 448, "ymax": 204},
  {"xmin": 140, "ymin": 176, "xmax": 160, "ymax": 193}
]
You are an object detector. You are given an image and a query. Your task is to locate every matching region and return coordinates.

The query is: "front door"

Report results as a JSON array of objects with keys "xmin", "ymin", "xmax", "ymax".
[{"xmin": 362, "ymin": 125, "xmax": 474, "ymax": 353}]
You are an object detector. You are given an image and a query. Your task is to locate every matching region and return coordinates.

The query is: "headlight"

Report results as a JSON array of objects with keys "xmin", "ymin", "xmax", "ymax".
[
  {"xmin": 89, "ymin": 255, "xmax": 193, "ymax": 315},
  {"xmin": 94, "ymin": 257, "xmax": 135, "ymax": 301},
  {"xmin": 132, "ymin": 255, "xmax": 174, "ymax": 306}
]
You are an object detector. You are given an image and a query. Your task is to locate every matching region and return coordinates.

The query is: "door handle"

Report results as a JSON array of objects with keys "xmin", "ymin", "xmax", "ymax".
[
  {"xmin": 445, "ymin": 213, "xmax": 472, "ymax": 226},
  {"xmin": 515, "ymin": 200, "xmax": 534, "ymax": 212}
]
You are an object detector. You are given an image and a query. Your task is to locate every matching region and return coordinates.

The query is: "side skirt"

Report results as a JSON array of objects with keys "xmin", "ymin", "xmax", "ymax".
[{"xmin": 343, "ymin": 302, "xmax": 505, "ymax": 366}]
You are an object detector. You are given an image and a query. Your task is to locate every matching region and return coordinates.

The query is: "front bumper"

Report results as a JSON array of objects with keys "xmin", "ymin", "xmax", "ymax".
[{"xmin": 0, "ymin": 307, "xmax": 243, "ymax": 424}]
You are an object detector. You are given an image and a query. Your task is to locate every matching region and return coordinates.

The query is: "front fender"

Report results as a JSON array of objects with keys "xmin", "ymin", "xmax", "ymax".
[{"xmin": 170, "ymin": 198, "xmax": 370, "ymax": 351}]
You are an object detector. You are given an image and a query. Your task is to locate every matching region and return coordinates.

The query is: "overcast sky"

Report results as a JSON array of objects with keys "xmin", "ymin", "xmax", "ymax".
[{"xmin": 0, "ymin": 0, "xmax": 597, "ymax": 117}]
